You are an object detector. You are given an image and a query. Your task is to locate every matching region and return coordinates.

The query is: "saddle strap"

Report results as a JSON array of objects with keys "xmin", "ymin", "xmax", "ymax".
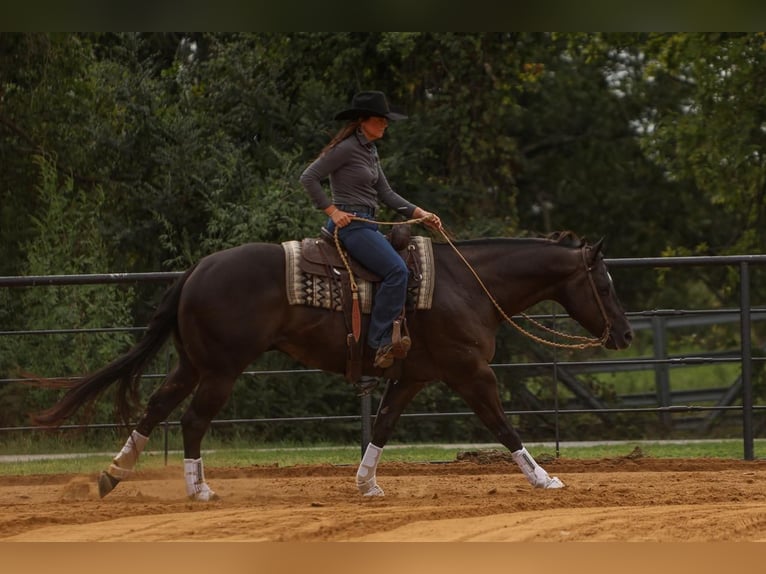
[
  {"xmin": 352, "ymin": 292, "xmax": 361, "ymax": 342},
  {"xmin": 346, "ymin": 333, "xmax": 363, "ymax": 383},
  {"xmin": 342, "ymin": 275, "xmax": 363, "ymax": 383}
]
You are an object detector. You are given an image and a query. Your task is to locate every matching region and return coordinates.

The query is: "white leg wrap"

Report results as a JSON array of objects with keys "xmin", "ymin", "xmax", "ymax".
[
  {"xmin": 356, "ymin": 443, "xmax": 385, "ymax": 496},
  {"xmin": 108, "ymin": 430, "xmax": 149, "ymax": 479},
  {"xmin": 184, "ymin": 458, "xmax": 218, "ymax": 501},
  {"xmin": 512, "ymin": 447, "xmax": 565, "ymax": 489}
]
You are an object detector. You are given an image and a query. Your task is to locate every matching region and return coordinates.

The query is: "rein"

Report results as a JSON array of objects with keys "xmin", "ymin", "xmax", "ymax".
[
  {"xmin": 335, "ymin": 216, "xmax": 611, "ymax": 349},
  {"xmin": 435, "ymin": 228, "xmax": 611, "ymax": 349},
  {"xmin": 333, "ymin": 215, "xmax": 431, "ymax": 341}
]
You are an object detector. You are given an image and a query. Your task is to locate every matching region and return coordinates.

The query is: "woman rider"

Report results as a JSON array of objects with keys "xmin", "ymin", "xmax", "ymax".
[{"xmin": 300, "ymin": 90, "xmax": 441, "ymax": 369}]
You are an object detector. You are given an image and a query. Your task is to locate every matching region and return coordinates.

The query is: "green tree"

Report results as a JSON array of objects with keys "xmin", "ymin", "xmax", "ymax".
[
  {"xmin": 0, "ymin": 157, "xmax": 135, "ymax": 425},
  {"xmin": 615, "ymin": 33, "xmax": 766, "ymax": 312},
  {"xmin": 2, "ymin": 32, "xmax": 765, "ymax": 439},
  {"xmin": 639, "ymin": 33, "xmax": 766, "ymax": 256}
]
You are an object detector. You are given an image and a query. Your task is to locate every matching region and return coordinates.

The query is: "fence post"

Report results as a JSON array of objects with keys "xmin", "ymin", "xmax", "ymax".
[
  {"xmin": 652, "ymin": 315, "xmax": 672, "ymax": 430},
  {"xmin": 550, "ymin": 304, "xmax": 561, "ymax": 458},
  {"xmin": 740, "ymin": 262, "xmax": 754, "ymax": 460},
  {"xmin": 164, "ymin": 349, "xmax": 172, "ymax": 465}
]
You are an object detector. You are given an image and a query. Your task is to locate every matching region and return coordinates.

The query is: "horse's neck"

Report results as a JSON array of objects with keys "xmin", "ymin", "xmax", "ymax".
[{"xmin": 451, "ymin": 241, "xmax": 580, "ymax": 312}]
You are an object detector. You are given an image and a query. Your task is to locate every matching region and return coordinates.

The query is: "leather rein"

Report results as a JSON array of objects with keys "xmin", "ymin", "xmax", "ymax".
[{"xmin": 335, "ymin": 217, "xmax": 612, "ymax": 350}]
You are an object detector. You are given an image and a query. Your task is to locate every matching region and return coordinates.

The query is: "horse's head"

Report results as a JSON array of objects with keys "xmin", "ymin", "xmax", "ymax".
[{"xmin": 559, "ymin": 237, "xmax": 633, "ymax": 350}]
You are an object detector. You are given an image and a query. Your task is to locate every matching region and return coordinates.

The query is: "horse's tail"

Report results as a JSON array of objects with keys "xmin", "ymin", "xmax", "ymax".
[{"xmin": 32, "ymin": 263, "xmax": 199, "ymax": 427}]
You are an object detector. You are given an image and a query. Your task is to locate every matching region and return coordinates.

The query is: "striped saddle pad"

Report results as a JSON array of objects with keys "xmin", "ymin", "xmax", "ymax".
[{"xmin": 281, "ymin": 235, "xmax": 435, "ymax": 314}]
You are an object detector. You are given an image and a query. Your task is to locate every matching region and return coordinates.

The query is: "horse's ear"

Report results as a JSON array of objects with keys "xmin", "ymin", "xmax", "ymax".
[
  {"xmin": 593, "ymin": 237, "xmax": 605, "ymax": 254},
  {"xmin": 588, "ymin": 237, "xmax": 605, "ymax": 264}
]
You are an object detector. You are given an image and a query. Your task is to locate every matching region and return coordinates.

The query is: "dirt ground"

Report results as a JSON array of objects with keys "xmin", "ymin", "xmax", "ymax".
[{"xmin": 2, "ymin": 451, "xmax": 766, "ymax": 542}]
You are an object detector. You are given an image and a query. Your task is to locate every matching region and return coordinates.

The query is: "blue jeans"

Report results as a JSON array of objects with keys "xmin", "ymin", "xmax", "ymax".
[{"xmin": 327, "ymin": 216, "xmax": 408, "ymax": 349}]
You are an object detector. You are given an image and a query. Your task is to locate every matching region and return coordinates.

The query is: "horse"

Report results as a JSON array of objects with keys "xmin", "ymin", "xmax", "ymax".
[{"xmin": 32, "ymin": 230, "xmax": 633, "ymax": 500}]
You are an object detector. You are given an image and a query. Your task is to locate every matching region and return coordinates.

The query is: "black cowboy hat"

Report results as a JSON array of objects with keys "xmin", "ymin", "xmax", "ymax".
[{"xmin": 334, "ymin": 90, "xmax": 408, "ymax": 121}]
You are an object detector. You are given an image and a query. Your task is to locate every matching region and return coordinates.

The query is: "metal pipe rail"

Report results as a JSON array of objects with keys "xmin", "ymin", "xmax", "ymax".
[{"xmin": 1, "ymin": 252, "xmax": 765, "ymax": 459}]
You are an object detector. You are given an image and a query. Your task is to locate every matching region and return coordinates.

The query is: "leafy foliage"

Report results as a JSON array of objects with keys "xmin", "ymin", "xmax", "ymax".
[
  {"xmin": 1, "ymin": 33, "xmax": 765, "ymax": 439},
  {"xmin": 0, "ymin": 156, "xmax": 134, "ymax": 425}
]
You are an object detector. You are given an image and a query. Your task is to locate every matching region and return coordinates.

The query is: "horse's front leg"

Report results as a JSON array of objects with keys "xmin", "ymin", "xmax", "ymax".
[
  {"xmin": 356, "ymin": 378, "xmax": 428, "ymax": 497},
  {"xmin": 444, "ymin": 364, "xmax": 564, "ymax": 489}
]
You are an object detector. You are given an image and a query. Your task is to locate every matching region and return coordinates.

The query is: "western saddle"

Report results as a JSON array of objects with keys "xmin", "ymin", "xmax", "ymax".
[{"xmin": 298, "ymin": 224, "xmax": 418, "ymax": 388}]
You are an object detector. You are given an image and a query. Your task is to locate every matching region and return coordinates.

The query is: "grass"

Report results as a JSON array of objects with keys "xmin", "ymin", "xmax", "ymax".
[
  {"xmin": 588, "ymin": 324, "xmax": 745, "ymax": 396},
  {"xmin": 0, "ymin": 439, "xmax": 763, "ymax": 476}
]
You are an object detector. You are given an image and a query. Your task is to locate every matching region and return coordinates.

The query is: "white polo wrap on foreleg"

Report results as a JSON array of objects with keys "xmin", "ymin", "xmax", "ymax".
[
  {"xmin": 184, "ymin": 457, "xmax": 217, "ymax": 501},
  {"xmin": 108, "ymin": 430, "xmax": 149, "ymax": 479},
  {"xmin": 512, "ymin": 447, "xmax": 565, "ymax": 489},
  {"xmin": 356, "ymin": 442, "xmax": 385, "ymax": 496}
]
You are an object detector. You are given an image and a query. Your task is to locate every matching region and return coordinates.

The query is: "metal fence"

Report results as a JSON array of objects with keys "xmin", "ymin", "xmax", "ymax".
[{"xmin": 1, "ymin": 253, "xmax": 766, "ymax": 459}]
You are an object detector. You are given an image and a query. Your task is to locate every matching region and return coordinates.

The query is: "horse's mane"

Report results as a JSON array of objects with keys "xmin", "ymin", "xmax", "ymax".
[
  {"xmin": 545, "ymin": 230, "xmax": 585, "ymax": 247},
  {"xmin": 449, "ymin": 230, "xmax": 585, "ymax": 248}
]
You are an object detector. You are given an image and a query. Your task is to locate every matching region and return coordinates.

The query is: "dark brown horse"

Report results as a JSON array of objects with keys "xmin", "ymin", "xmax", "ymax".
[{"xmin": 34, "ymin": 231, "xmax": 633, "ymax": 500}]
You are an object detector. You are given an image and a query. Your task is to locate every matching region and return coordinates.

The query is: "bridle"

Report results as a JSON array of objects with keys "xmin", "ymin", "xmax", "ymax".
[
  {"xmin": 576, "ymin": 245, "xmax": 613, "ymax": 347},
  {"xmin": 336, "ymin": 216, "xmax": 613, "ymax": 350},
  {"xmin": 443, "ymin": 235, "xmax": 612, "ymax": 350}
]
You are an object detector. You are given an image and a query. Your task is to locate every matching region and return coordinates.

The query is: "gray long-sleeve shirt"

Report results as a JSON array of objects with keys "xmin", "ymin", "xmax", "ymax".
[{"xmin": 300, "ymin": 130, "xmax": 416, "ymax": 218}]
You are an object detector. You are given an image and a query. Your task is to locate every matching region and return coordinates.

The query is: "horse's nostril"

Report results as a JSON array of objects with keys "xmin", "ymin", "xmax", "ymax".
[{"xmin": 624, "ymin": 330, "xmax": 634, "ymax": 344}]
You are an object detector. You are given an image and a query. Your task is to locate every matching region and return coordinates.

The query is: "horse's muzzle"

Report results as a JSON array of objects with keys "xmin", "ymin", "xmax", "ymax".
[{"xmin": 606, "ymin": 327, "xmax": 633, "ymax": 350}]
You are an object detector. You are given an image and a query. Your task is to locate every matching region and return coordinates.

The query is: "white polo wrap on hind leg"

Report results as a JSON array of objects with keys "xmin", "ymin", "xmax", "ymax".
[
  {"xmin": 108, "ymin": 430, "xmax": 149, "ymax": 479},
  {"xmin": 356, "ymin": 443, "xmax": 385, "ymax": 496},
  {"xmin": 512, "ymin": 447, "xmax": 565, "ymax": 489},
  {"xmin": 184, "ymin": 457, "xmax": 217, "ymax": 501}
]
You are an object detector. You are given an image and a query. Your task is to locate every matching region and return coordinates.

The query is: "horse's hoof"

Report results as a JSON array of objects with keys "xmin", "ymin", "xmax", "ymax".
[
  {"xmin": 361, "ymin": 484, "xmax": 385, "ymax": 497},
  {"xmin": 544, "ymin": 476, "xmax": 565, "ymax": 489},
  {"xmin": 189, "ymin": 492, "xmax": 219, "ymax": 502},
  {"xmin": 98, "ymin": 471, "xmax": 120, "ymax": 498},
  {"xmin": 188, "ymin": 484, "xmax": 219, "ymax": 502}
]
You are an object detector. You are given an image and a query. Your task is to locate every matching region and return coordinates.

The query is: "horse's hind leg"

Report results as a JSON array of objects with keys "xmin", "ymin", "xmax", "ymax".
[
  {"xmin": 98, "ymin": 354, "xmax": 200, "ymax": 498},
  {"xmin": 356, "ymin": 378, "xmax": 428, "ymax": 497},
  {"xmin": 445, "ymin": 365, "xmax": 564, "ymax": 489},
  {"xmin": 179, "ymin": 371, "xmax": 238, "ymax": 501}
]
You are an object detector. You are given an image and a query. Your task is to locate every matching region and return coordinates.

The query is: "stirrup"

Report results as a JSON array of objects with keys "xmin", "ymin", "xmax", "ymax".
[
  {"xmin": 391, "ymin": 335, "xmax": 411, "ymax": 358},
  {"xmin": 355, "ymin": 376, "xmax": 380, "ymax": 396},
  {"xmin": 390, "ymin": 318, "xmax": 411, "ymax": 359},
  {"xmin": 374, "ymin": 337, "xmax": 411, "ymax": 369}
]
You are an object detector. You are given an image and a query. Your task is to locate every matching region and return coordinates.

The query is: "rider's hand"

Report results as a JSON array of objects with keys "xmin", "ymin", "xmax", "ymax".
[
  {"xmin": 329, "ymin": 208, "xmax": 352, "ymax": 228},
  {"xmin": 413, "ymin": 207, "xmax": 442, "ymax": 231}
]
